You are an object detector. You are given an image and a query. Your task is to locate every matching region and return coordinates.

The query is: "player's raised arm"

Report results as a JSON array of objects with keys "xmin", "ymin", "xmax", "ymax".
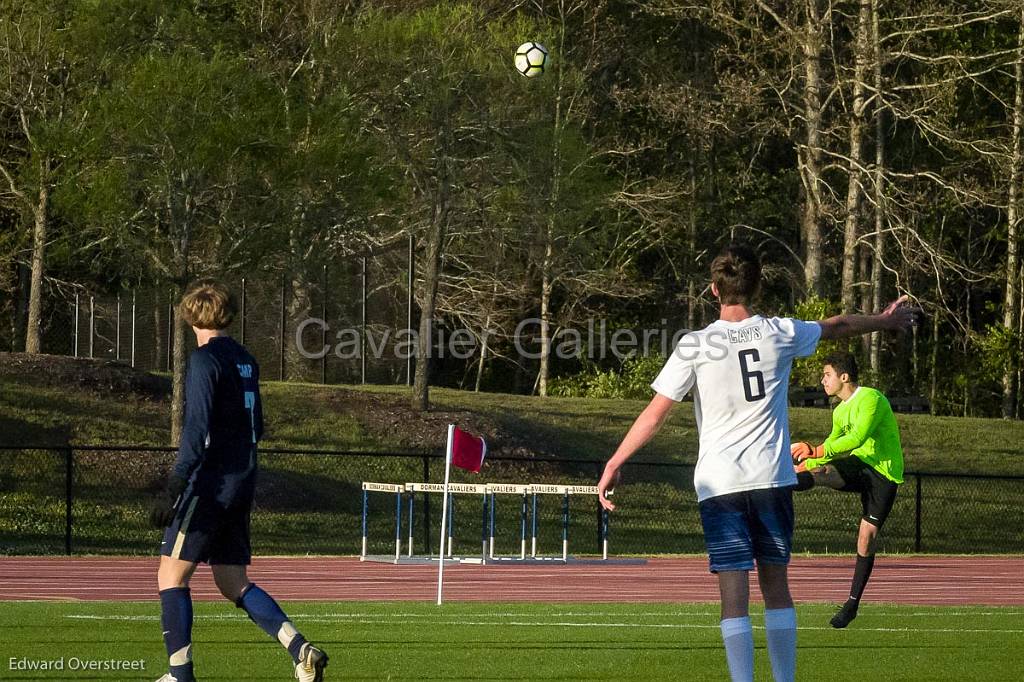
[
  {"xmin": 598, "ymin": 393, "xmax": 676, "ymax": 511},
  {"xmin": 817, "ymin": 295, "xmax": 919, "ymax": 340}
]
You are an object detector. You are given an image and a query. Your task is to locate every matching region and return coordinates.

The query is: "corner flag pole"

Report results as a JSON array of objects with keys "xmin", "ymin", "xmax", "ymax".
[{"xmin": 436, "ymin": 423, "xmax": 455, "ymax": 605}]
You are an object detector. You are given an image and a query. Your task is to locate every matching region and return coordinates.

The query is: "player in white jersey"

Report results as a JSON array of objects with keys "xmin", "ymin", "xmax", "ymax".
[{"xmin": 596, "ymin": 245, "xmax": 917, "ymax": 682}]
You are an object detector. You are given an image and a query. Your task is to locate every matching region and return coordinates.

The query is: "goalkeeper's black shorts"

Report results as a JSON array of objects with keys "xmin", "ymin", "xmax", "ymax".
[{"xmin": 832, "ymin": 456, "xmax": 899, "ymax": 528}]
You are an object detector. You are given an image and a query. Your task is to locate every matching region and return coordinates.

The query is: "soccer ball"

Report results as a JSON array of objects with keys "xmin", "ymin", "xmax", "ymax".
[{"xmin": 514, "ymin": 42, "xmax": 549, "ymax": 78}]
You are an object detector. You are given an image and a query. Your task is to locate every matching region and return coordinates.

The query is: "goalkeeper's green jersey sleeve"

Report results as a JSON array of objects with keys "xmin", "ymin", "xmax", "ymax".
[{"xmin": 804, "ymin": 387, "xmax": 904, "ymax": 483}]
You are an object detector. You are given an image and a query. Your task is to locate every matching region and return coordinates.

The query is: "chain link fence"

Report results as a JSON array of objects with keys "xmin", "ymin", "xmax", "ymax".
[
  {"xmin": 18, "ymin": 244, "xmax": 415, "ymax": 385},
  {"xmin": 1, "ymin": 446, "xmax": 1021, "ymax": 556}
]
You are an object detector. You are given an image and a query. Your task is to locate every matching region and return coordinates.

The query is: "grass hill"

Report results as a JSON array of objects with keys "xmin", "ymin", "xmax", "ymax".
[{"xmin": 1, "ymin": 352, "xmax": 1022, "ymax": 475}]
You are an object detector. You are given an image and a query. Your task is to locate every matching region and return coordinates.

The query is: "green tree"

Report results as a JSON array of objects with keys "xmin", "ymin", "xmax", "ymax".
[{"xmin": 66, "ymin": 50, "xmax": 280, "ymax": 441}]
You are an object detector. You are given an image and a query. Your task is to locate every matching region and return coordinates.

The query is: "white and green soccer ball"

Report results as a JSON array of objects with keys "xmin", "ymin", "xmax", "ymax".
[{"xmin": 514, "ymin": 41, "xmax": 549, "ymax": 78}]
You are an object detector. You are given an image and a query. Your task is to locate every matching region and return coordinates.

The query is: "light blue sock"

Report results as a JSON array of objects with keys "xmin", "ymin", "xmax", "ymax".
[
  {"xmin": 720, "ymin": 616, "xmax": 754, "ymax": 682},
  {"xmin": 764, "ymin": 607, "xmax": 797, "ymax": 682}
]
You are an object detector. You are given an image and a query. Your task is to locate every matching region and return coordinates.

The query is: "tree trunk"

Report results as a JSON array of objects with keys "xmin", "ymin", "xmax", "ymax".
[
  {"xmin": 171, "ymin": 298, "xmax": 187, "ymax": 445},
  {"xmin": 537, "ymin": 12, "xmax": 568, "ymax": 398},
  {"xmin": 412, "ymin": 185, "xmax": 449, "ymax": 411},
  {"xmin": 929, "ymin": 310, "xmax": 939, "ymax": 415},
  {"xmin": 538, "ymin": 234, "xmax": 554, "ymax": 397},
  {"xmin": 859, "ymin": 246, "xmax": 872, "ymax": 356},
  {"xmin": 286, "ymin": 272, "xmax": 314, "ymax": 382},
  {"xmin": 24, "ymin": 158, "xmax": 50, "ymax": 354},
  {"xmin": 1002, "ymin": 7, "xmax": 1023, "ymax": 419},
  {"xmin": 841, "ymin": 0, "xmax": 871, "ymax": 316},
  {"xmin": 869, "ymin": 0, "xmax": 886, "ymax": 372},
  {"xmin": 1018, "ymin": 257, "xmax": 1023, "ymax": 418},
  {"xmin": 474, "ymin": 324, "xmax": 488, "ymax": 393},
  {"xmin": 169, "ymin": 209, "xmax": 192, "ymax": 443},
  {"xmin": 800, "ymin": 0, "xmax": 826, "ymax": 297},
  {"xmin": 12, "ymin": 262, "xmax": 29, "ymax": 352},
  {"xmin": 688, "ymin": 162, "xmax": 698, "ymax": 331}
]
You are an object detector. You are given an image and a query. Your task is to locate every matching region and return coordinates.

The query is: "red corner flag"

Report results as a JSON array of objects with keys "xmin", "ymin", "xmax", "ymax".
[{"xmin": 450, "ymin": 426, "xmax": 487, "ymax": 473}]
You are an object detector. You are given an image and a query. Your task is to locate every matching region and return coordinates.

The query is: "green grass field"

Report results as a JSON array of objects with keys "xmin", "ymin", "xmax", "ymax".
[{"xmin": 3, "ymin": 600, "xmax": 1022, "ymax": 681}]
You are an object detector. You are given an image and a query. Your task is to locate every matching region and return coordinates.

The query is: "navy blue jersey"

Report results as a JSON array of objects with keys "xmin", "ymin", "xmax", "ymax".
[{"xmin": 173, "ymin": 336, "xmax": 263, "ymax": 507}]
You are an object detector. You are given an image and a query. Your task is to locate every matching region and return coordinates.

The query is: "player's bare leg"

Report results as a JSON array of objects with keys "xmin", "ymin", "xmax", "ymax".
[
  {"xmin": 793, "ymin": 464, "xmax": 844, "ymax": 492},
  {"xmin": 757, "ymin": 562, "xmax": 796, "ymax": 682},
  {"xmin": 211, "ymin": 563, "xmax": 248, "ymax": 601},
  {"xmin": 718, "ymin": 570, "xmax": 750, "ymax": 619},
  {"xmin": 811, "ymin": 464, "xmax": 845, "ymax": 489},
  {"xmin": 214, "ymin": 564, "xmax": 329, "ymax": 681},
  {"xmin": 158, "ymin": 556, "xmax": 198, "ymax": 590},
  {"xmin": 857, "ymin": 518, "xmax": 879, "ymax": 555},
  {"xmin": 717, "ymin": 570, "xmax": 754, "ymax": 681}
]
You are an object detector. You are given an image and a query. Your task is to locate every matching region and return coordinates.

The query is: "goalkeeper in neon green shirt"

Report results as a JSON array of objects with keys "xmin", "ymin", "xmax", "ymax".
[{"xmin": 791, "ymin": 352, "xmax": 904, "ymax": 629}]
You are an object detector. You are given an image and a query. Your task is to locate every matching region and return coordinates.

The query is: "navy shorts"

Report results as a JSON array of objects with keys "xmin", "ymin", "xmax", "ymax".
[
  {"xmin": 698, "ymin": 487, "xmax": 794, "ymax": 573},
  {"xmin": 160, "ymin": 492, "xmax": 252, "ymax": 565}
]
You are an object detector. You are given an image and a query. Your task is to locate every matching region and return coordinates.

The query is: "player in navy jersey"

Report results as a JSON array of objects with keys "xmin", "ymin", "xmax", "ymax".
[
  {"xmin": 597, "ymin": 245, "xmax": 917, "ymax": 682},
  {"xmin": 150, "ymin": 279, "xmax": 328, "ymax": 682}
]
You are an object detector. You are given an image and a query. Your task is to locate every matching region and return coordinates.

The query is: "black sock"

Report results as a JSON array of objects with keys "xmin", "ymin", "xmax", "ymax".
[
  {"xmin": 287, "ymin": 635, "xmax": 308, "ymax": 664},
  {"xmin": 849, "ymin": 553, "xmax": 876, "ymax": 604},
  {"xmin": 794, "ymin": 471, "xmax": 815, "ymax": 491}
]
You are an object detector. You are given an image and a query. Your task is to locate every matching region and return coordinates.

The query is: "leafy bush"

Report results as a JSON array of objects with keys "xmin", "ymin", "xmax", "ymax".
[
  {"xmin": 789, "ymin": 296, "xmax": 843, "ymax": 388},
  {"xmin": 550, "ymin": 354, "xmax": 666, "ymax": 400}
]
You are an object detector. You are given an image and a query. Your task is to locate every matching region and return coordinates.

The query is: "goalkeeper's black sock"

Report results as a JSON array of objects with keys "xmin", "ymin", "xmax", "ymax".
[
  {"xmin": 794, "ymin": 471, "xmax": 815, "ymax": 491},
  {"xmin": 849, "ymin": 553, "xmax": 875, "ymax": 602}
]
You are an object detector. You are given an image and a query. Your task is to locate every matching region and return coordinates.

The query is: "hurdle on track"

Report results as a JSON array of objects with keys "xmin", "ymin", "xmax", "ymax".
[
  {"xmin": 360, "ymin": 482, "xmax": 405, "ymax": 563},
  {"xmin": 486, "ymin": 483, "xmax": 530, "ymax": 560},
  {"xmin": 404, "ymin": 482, "xmax": 489, "ymax": 562},
  {"xmin": 361, "ymin": 480, "xmax": 629, "ymax": 565}
]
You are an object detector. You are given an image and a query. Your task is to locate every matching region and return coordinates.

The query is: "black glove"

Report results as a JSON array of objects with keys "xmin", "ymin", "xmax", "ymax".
[{"xmin": 149, "ymin": 473, "xmax": 188, "ymax": 529}]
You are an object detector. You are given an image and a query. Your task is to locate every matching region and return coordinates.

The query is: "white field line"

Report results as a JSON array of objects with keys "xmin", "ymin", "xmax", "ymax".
[
  {"xmin": 63, "ymin": 613, "xmax": 1024, "ymax": 634},
  {"xmin": 63, "ymin": 608, "xmax": 1024, "ymax": 619}
]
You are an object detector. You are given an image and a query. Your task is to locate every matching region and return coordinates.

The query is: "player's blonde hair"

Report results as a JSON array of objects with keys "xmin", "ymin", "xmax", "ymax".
[{"xmin": 178, "ymin": 279, "xmax": 236, "ymax": 330}]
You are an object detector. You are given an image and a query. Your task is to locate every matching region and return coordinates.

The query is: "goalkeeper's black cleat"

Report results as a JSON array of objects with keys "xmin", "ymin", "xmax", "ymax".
[{"xmin": 830, "ymin": 600, "xmax": 859, "ymax": 629}]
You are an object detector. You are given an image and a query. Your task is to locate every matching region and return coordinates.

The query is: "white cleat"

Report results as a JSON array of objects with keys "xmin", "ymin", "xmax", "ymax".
[
  {"xmin": 294, "ymin": 642, "xmax": 328, "ymax": 682},
  {"xmin": 154, "ymin": 675, "xmax": 178, "ymax": 682}
]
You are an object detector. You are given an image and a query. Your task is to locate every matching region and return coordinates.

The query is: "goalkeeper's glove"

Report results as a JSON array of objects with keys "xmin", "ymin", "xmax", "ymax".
[
  {"xmin": 149, "ymin": 473, "xmax": 188, "ymax": 529},
  {"xmin": 790, "ymin": 441, "xmax": 824, "ymax": 463}
]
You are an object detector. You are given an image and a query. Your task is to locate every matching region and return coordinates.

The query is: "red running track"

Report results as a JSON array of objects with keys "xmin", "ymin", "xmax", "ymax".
[{"xmin": 0, "ymin": 556, "xmax": 1021, "ymax": 606}]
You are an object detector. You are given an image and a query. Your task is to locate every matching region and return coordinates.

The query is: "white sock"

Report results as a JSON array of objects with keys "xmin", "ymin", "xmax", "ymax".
[
  {"xmin": 764, "ymin": 607, "xmax": 797, "ymax": 682},
  {"xmin": 720, "ymin": 616, "xmax": 754, "ymax": 682}
]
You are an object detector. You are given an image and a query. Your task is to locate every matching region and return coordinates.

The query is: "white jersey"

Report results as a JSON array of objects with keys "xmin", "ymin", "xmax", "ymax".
[{"xmin": 651, "ymin": 315, "xmax": 822, "ymax": 502}]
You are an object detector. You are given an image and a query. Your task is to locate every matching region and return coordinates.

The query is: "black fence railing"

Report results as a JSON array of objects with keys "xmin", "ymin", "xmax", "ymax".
[{"xmin": 1, "ymin": 445, "xmax": 1021, "ymax": 556}]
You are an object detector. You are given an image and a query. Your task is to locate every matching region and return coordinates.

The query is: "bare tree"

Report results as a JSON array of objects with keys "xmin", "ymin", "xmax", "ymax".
[
  {"xmin": 799, "ymin": 0, "xmax": 828, "ymax": 297},
  {"xmin": 868, "ymin": 0, "xmax": 887, "ymax": 372},
  {"xmin": 840, "ymin": 0, "xmax": 873, "ymax": 315},
  {"xmin": 1002, "ymin": 5, "xmax": 1023, "ymax": 418},
  {"xmin": 0, "ymin": 4, "xmax": 71, "ymax": 354}
]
